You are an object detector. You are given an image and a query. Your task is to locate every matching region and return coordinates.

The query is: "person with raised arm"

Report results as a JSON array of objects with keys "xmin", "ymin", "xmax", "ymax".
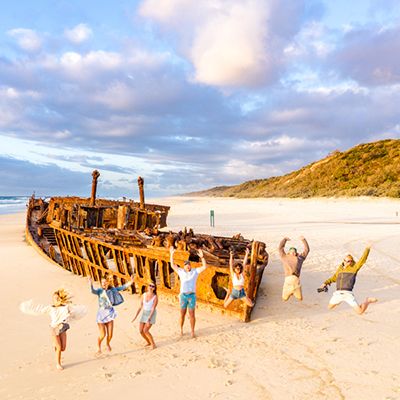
[
  {"xmin": 170, "ymin": 246, "xmax": 208, "ymax": 338},
  {"xmin": 279, "ymin": 236, "xmax": 310, "ymax": 301},
  {"xmin": 224, "ymin": 248, "xmax": 254, "ymax": 308},
  {"xmin": 318, "ymin": 245, "xmax": 377, "ymax": 314},
  {"xmin": 131, "ymin": 281, "xmax": 158, "ymax": 349},
  {"xmin": 20, "ymin": 288, "xmax": 87, "ymax": 370},
  {"xmin": 89, "ymin": 274, "xmax": 134, "ymax": 354}
]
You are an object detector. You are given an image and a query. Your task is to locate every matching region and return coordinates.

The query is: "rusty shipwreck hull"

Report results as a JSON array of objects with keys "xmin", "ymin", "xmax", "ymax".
[{"xmin": 26, "ymin": 174, "xmax": 268, "ymax": 322}]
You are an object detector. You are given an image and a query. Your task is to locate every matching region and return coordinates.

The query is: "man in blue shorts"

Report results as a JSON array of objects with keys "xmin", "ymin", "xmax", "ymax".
[{"xmin": 170, "ymin": 246, "xmax": 208, "ymax": 338}]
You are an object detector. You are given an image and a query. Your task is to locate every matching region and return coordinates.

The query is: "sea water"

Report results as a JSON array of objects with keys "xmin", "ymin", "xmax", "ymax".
[{"xmin": 0, "ymin": 196, "xmax": 29, "ymax": 215}]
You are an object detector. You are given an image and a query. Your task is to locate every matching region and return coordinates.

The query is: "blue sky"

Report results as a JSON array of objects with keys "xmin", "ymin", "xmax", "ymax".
[{"xmin": 1, "ymin": 0, "xmax": 399, "ymax": 197}]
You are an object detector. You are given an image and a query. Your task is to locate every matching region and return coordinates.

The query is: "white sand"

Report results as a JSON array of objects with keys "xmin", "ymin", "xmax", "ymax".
[{"xmin": 1, "ymin": 197, "xmax": 400, "ymax": 400}]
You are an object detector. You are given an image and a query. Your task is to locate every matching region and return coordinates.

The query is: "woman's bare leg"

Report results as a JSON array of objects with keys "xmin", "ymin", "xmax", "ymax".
[
  {"xmin": 59, "ymin": 331, "xmax": 67, "ymax": 352},
  {"xmin": 224, "ymin": 296, "xmax": 234, "ymax": 308},
  {"xmin": 243, "ymin": 296, "xmax": 254, "ymax": 307},
  {"xmin": 139, "ymin": 323, "xmax": 151, "ymax": 346},
  {"xmin": 223, "ymin": 287, "xmax": 233, "ymax": 308},
  {"xmin": 52, "ymin": 334, "xmax": 63, "ymax": 370},
  {"xmin": 105, "ymin": 321, "xmax": 114, "ymax": 351},
  {"xmin": 143, "ymin": 323, "xmax": 156, "ymax": 349},
  {"xmin": 97, "ymin": 323, "xmax": 106, "ymax": 354}
]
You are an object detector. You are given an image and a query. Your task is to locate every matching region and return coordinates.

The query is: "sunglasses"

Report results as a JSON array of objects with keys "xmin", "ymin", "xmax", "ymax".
[{"xmin": 149, "ymin": 285, "xmax": 156, "ymax": 288}]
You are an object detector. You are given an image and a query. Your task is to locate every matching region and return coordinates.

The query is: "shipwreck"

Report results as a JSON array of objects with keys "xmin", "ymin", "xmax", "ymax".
[{"xmin": 26, "ymin": 171, "xmax": 269, "ymax": 321}]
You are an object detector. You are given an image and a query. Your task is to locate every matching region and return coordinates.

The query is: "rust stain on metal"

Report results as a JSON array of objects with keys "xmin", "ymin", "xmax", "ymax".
[{"xmin": 26, "ymin": 172, "xmax": 269, "ymax": 321}]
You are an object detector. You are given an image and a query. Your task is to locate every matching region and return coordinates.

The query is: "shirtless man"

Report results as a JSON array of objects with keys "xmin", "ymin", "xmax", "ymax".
[{"xmin": 279, "ymin": 236, "xmax": 310, "ymax": 301}]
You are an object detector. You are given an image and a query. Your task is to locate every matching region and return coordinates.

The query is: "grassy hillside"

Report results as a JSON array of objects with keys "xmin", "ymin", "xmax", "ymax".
[{"xmin": 191, "ymin": 139, "xmax": 400, "ymax": 198}]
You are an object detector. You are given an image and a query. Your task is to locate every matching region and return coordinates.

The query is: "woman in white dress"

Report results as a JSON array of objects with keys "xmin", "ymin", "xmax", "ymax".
[{"xmin": 89, "ymin": 274, "xmax": 134, "ymax": 354}]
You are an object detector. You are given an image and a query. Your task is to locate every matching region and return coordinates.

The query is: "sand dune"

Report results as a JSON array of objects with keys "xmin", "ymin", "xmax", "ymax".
[{"xmin": 1, "ymin": 197, "xmax": 399, "ymax": 400}]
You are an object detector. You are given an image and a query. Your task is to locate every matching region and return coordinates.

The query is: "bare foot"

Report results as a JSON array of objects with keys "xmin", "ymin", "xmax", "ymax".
[
  {"xmin": 180, "ymin": 330, "xmax": 183, "ymax": 337},
  {"xmin": 191, "ymin": 332, "xmax": 196, "ymax": 339},
  {"xmin": 367, "ymin": 297, "xmax": 378, "ymax": 303},
  {"xmin": 144, "ymin": 343, "xmax": 151, "ymax": 348},
  {"xmin": 151, "ymin": 344, "xmax": 157, "ymax": 350},
  {"xmin": 106, "ymin": 344, "xmax": 112, "ymax": 352},
  {"xmin": 95, "ymin": 348, "xmax": 102, "ymax": 356},
  {"xmin": 56, "ymin": 364, "xmax": 64, "ymax": 371}
]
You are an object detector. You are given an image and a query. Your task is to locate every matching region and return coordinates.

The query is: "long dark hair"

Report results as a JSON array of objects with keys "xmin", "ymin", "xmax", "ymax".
[
  {"xmin": 148, "ymin": 281, "xmax": 157, "ymax": 296},
  {"xmin": 234, "ymin": 263, "xmax": 243, "ymax": 274}
]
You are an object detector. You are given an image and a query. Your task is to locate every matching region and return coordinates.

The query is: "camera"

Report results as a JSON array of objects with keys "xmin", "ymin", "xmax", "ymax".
[{"xmin": 317, "ymin": 286, "xmax": 328, "ymax": 293}]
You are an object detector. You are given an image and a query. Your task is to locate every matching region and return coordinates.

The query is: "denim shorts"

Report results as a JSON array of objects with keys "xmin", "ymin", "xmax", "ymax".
[
  {"xmin": 51, "ymin": 322, "xmax": 70, "ymax": 336},
  {"xmin": 180, "ymin": 293, "xmax": 196, "ymax": 309},
  {"xmin": 230, "ymin": 288, "xmax": 246, "ymax": 300}
]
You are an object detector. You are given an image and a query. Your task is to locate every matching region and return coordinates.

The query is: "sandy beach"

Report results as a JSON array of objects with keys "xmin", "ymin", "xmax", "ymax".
[{"xmin": 1, "ymin": 196, "xmax": 400, "ymax": 400}]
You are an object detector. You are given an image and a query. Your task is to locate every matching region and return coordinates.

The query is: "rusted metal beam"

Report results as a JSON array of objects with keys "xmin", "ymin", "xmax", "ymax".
[
  {"xmin": 90, "ymin": 170, "xmax": 100, "ymax": 207},
  {"xmin": 138, "ymin": 176, "xmax": 145, "ymax": 210}
]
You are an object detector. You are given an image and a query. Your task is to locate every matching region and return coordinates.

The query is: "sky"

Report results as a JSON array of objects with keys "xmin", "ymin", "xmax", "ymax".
[{"xmin": 0, "ymin": 0, "xmax": 399, "ymax": 198}]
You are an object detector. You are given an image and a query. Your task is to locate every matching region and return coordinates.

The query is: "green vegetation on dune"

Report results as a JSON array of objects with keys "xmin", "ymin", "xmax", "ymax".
[{"xmin": 191, "ymin": 139, "xmax": 400, "ymax": 198}]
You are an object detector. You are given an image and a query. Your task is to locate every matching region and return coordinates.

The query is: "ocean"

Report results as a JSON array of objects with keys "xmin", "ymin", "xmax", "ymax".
[{"xmin": 0, "ymin": 196, "xmax": 29, "ymax": 215}]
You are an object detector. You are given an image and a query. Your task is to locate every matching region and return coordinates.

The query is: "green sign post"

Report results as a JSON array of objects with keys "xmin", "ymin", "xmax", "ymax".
[{"xmin": 210, "ymin": 209, "xmax": 215, "ymax": 227}]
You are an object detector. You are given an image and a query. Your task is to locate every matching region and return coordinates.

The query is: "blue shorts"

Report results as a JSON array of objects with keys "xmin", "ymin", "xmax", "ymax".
[
  {"xmin": 180, "ymin": 293, "xmax": 196, "ymax": 310},
  {"xmin": 230, "ymin": 288, "xmax": 246, "ymax": 300}
]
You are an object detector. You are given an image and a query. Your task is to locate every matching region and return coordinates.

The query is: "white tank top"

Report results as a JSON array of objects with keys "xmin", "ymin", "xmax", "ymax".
[
  {"xmin": 232, "ymin": 273, "xmax": 245, "ymax": 287},
  {"xmin": 143, "ymin": 294, "xmax": 156, "ymax": 311}
]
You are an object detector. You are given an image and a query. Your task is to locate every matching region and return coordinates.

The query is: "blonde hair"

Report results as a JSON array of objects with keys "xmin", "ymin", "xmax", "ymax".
[{"xmin": 53, "ymin": 289, "xmax": 72, "ymax": 306}]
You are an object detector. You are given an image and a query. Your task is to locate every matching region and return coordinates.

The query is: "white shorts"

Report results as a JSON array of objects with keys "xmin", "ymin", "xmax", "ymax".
[{"xmin": 329, "ymin": 290, "xmax": 358, "ymax": 308}]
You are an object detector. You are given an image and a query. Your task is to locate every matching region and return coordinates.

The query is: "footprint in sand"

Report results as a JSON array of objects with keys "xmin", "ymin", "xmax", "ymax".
[
  {"xmin": 208, "ymin": 358, "xmax": 222, "ymax": 369},
  {"xmin": 104, "ymin": 372, "xmax": 113, "ymax": 380},
  {"xmin": 129, "ymin": 370, "xmax": 142, "ymax": 379}
]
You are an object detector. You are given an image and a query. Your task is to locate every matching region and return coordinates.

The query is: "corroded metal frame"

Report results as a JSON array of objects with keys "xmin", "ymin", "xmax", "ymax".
[{"xmin": 48, "ymin": 225, "xmax": 266, "ymax": 321}]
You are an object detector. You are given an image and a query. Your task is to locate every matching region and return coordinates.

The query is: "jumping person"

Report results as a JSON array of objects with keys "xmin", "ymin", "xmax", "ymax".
[
  {"xmin": 20, "ymin": 289, "xmax": 87, "ymax": 370},
  {"xmin": 319, "ymin": 245, "xmax": 377, "ymax": 314},
  {"xmin": 279, "ymin": 236, "xmax": 310, "ymax": 301},
  {"xmin": 89, "ymin": 274, "xmax": 134, "ymax": 354},
  {"xmin": 224, "ymin": 248, "xmax": 254, "ymax": 308},
  {"xmin": 169, "ymin": 246, "xmax": 208, "ymax": 338},
  {"xmin": 131, "ymin": 281, "xmax": 158, "ymax": 349}
]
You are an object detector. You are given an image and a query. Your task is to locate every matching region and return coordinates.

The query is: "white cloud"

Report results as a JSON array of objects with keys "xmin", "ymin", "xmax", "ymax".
[
  {"xmin": 64, "ymin": 23, "xmax": 93, "ymax": 44},
  {"xmin": 139, "ymin": 0, "xmax": 204, "ymax": 26},
  {"xmin": 7, "ymin": 28, "xmax": 42, "ymax": 52},
  {"xmin": 139, "ymin": 0, "xmax": 304, "ymax": 88},
  {"xmin": 238, "ymin": 135, "xmax": 306, "ymax": 153},
  {"xmin": 55, "ymin": 51, "xmax": 122, "ymax": 79},
  {"xmin": 190, "ymin": 2, "xmax": 270, "ymax": 87}
]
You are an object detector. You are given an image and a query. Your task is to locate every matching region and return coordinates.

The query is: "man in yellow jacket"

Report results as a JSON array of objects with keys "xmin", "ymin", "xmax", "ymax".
[{"xmin": 319, "ymin": 245, "xmax": 378, "ymax": 315}]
